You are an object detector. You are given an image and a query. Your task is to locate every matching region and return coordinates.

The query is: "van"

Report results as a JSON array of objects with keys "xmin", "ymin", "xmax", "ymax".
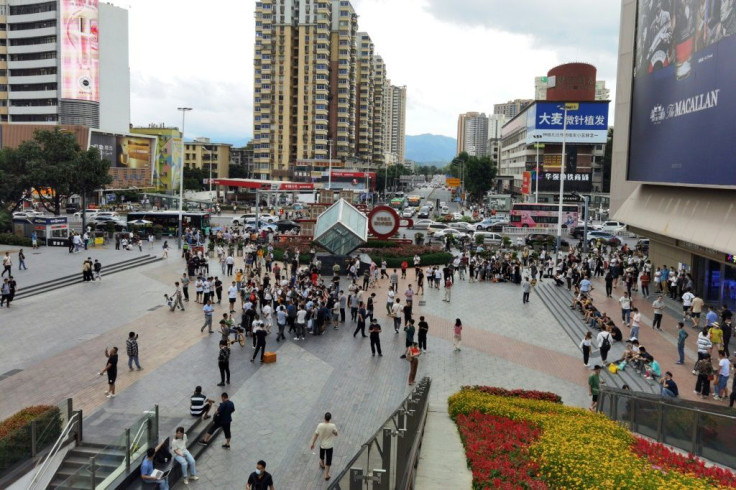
[{"xmin": 473, "ymin": 232, "xmax": 503, "ymax": 246}]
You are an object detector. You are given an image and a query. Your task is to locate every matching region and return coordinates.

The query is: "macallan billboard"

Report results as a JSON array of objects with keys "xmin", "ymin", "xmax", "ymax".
[{"xmin": 61, "ymin": 0, "xmax": 99, "ymax": 102}]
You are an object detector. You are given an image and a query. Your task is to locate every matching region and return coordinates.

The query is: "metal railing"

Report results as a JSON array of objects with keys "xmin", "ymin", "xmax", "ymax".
[
  {"xmin": 328, "ymin": 377, "xmax": 431, "ymax": 490},
  {"xmin": 26, "ymin": 400, "xmax": 81, "ymax": 490},
  {"xmin": 598, "ymin": 387, "xmax": 736, "ymax": 468}
]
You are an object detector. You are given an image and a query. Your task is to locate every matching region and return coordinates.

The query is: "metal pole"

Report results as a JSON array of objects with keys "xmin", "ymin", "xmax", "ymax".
[
  {"xmin": 556, "ymin": 105, "xmax": 568, "ymax": 253},
  {"xmin": 535, "ymin": 144, "xmax": 539, "ymax": 203},
  {"xmin": 327, "ymin": 140, "xmax": 332, "ymax": 190},
  {"xmin": 177, "ymin": 107, "xmax": 192, "ymax": 250},
  {"xmin": 207, "ymin": 146, "xmax": 213, "ymax": 204},
  {"xmin": 582, "ymin": 195, "xmax": 590, "ymax": 253}
]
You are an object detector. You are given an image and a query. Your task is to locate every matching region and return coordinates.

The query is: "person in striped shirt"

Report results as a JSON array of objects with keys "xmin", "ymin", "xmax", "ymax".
[{"xmin": 190, "ymin": 386, "xmax": 214, "ymax": 420}]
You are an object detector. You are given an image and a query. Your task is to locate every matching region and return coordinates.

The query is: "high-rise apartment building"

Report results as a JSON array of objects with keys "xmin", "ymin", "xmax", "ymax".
[
  {"xmin": 456, "ymin": 112, "xmax": 488, "ymax": 157},
  {"xmin": 253, "ymin": 0, "xmax": 402, "ymax": 180},
  {"xmin": 493, "ymin": 99, "xmax": 532, "ymax": 119},
  {"xmin": 384, "ymin": 83, "xmax": 406, "ymax": 165},
  {"xmin": 0, "ymin": 0, "xmax": 129, "ymax": 132}
]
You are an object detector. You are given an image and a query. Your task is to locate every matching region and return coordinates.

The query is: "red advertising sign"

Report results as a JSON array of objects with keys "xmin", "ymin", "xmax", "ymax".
[
  {"xmin": 521, "ymin": 171, "xmax": 532, "ymax": 195},
  {"xmin": 368, "ymin": 206, "xmax": 400, "ymax": 239}
]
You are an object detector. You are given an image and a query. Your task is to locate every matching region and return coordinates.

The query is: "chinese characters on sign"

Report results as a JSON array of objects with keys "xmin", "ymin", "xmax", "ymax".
[{"xmin": 542, "ymin": 173, "xmax": 591, "ymax": 182}]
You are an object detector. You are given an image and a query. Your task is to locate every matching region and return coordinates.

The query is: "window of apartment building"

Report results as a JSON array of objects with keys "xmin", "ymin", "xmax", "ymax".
[{"xmin": 9, "ymin": 20, "xmax": 57, "ymax": 31}]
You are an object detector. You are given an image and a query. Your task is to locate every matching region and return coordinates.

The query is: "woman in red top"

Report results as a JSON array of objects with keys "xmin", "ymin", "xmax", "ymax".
[{"xmin": 406, "ymin": 343, "xmax": 421, "ymax": 385}]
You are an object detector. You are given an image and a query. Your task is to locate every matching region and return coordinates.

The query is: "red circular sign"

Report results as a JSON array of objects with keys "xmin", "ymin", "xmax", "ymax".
[{"xmin": 368, "ymin": 206, "xmax": 400, "ymax": 239}]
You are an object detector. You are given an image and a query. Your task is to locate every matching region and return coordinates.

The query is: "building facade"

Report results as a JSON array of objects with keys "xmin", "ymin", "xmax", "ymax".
[
  {"xmin": 384, "ymin": 83, "xmax": 406, "ymax": 165},
  {"xmin": 253, "ymin": 0, "xmax": 403, "ymax": 180},
  {"xmin": 456, "ymin": 111, "xmax": 488, "ymax": 157},
  {"xmin": 0, "ymin": 0, "xmax": 129, "ymax": 131},
  {"xmin": 184, "ymin": 138, "xmax": 231, "ymax": 182},
  {"xmin": 493, "ymin": 99, "xmax": 532, "ymax": 119},
  {"xmin": 611, "ymin": 0, "xmax": 736, "ymax": 309}
]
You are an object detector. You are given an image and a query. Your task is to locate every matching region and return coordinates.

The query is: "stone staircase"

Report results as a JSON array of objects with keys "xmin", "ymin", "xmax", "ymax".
[
  {"xmin": 48, "ymin": 443, "xmax": 125, "ymax": 489},
  {"xmin": 535, "ymin": 282, "xmax": 660, "ymax": 394}
]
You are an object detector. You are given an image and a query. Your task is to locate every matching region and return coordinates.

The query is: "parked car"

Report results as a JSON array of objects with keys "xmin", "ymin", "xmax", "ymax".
[
  {"xmin": 73, "ymin": 209, "xmax": 99, "ymax": 219},
  {"xmin": 526, "ymin": 233, "xmax": 570, "ymax": 247},
  {"xmin": 586, "ymin": 230, "xmax": 621, "ymax": 246},
  {"xmin": 432, "ymin": 229, "xmax": 468, "ymax": 241},
  {"xmin": 411, "ymin": 219, "xmax": 434, "ymax": 230},
  {"xmin": 12, "ymin": 211, "xmax": 44, "ymax": 219},
  {"xmin": 473, "ymin": 231, "xmax": 503, "ymax": 245},
  {"xmin": 426, "ymin": 222, "xmax": 449, "ymax": 235},
  {"xmin": 599, "ymin": 220, "xmax": 627, "ymax": 234},
  {"xmin": 274, "ymin": 220, "xmax": 301, "ymax": 233},
  {"xmin": 417, "ymin": 206, "xmax": 431, "ymax": 219},
  {"xmin": 448, "ymin": 221, "xmax": 477, "ymax": 232}
]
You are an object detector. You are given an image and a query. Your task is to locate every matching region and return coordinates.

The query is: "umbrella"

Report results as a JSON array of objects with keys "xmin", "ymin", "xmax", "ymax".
[{"xmin": 129, "ymin": 219, "xmax": 153, "ymax": 225}]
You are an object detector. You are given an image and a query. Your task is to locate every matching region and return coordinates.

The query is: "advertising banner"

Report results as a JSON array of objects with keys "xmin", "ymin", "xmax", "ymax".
[
  {"xmin": 521, "ymin": 171, "xmax": 532, "ymax": 195},
  {"xmin": 60, "ymin": 0, "xmax": 99, "ymax": 102},
  {"xmin": 151, "ymin": 134, "xmax": 182, "ymax": 192},
  {"xmin": 525, "ymin": 101, "xmax": 609, "ymax": 144},
  {"xmin": 90, "ymin": 131, "xmax": 155, "ymax": 189},
  {"xmin": 628, "ymin": 0, "xmax": 736, "ymax": 186}
]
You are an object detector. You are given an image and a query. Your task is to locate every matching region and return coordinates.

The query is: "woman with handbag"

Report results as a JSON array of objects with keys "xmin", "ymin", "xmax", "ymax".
[{"xmin": 406, "ymin": 343, "xmax": 421, "ymax": 386}]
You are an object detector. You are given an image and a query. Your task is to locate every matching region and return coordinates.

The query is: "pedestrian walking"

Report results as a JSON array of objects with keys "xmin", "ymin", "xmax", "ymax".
[
  {"xmin": 588, "ymin": 365, "xmax": 602, "ymax": 411},
  {"xmin": 171, "ymin": 282, "xmax": 185, "ymax": 311},
  {"xmin": 201, "ymin": 300, "xmax": 214, "ymax": 333},
  {"xmin": 390, "ymin": 269, "xmax": 399, "ymax": 291},
  {"xmin": 652, "ymin": 295, "xmax": 664, "ymax": 330},
  {"xmin": 251, "ymin": 321, "xmax": 268, "ymax": 363},
  {"xmin": 406, "ymin": 342, "xmax": 421, "ymax": 385},
  {"xmin": 629, "ymin": 307, "xmax": 641, "ymax": 341},
  {"xmin": 443, "ymin": 275, "xmax": 452, "ymax": 302},
  {"xmin": 17, "ymin": 249, "xmax": 27, "ymax": 271},
  {"xmin": 596, "ymin": 327, "xmax": 613, "ymax": 364},
  {"xmin": 0, "ymin": 278, "xmax": 11, "ymax": 308},
  {"xmin": 31, "ymin": 231, "xmax": 38, "ymax": 250},
  {"xmin": 216, "ymin": 340, "xmax": 230, "ymax": 386},
  {"xmin": 619, "ymin": 292, "xmax": 631, "ymax": 326},
  {"xmin": 417, "ymin": 316, "xmax": 429, "ymax": 352},
  {"xmin": 162, "ymin": 240, "xmax": 169, "ymax": 258},
  {"xmin": 675, "ymin": 321, "xmax": 688, "ymax": 364},
  {"xmin": 403, "ymin": 319, "xmax": 415, "ymax": 348},
  {"xmin": 126, "ymin": 332, "xmax": 142, "ymax": 371},
  {"xmin": 172, "ymin": 426, "xmax": 199, "ymax": 484},
  {"xmin": 369, "ymin": 319, "xmax": 382, "ymax": 356},
  {"xmin": 246, "ymin": 460, "xmax": 274, "ymax": 490},
  {"xmin": 181, "ymin": 273, "xmax": 190, "ymax": 302},
  {"xmin": 353, "ymin": 302, "xmax": 367, "ymax": 338},
  {"xmin": 228, "ymin": 281, "xmax": 238, "ymax": 313},
  {"xmin": 199, "ymin": 392, "xmax": 235, "ymax": 449},
  {"xmin": 391, "ymin": 298, "xmax": 402, "ymax": 333},
  {"xmin": 580, "ymin": 332, "xmax": 593, "ymax": 367},
  {"xmin": 694, "ymin": 353, "xmax": 714, "ymax": 399},
  {"xmin": 3, "ymin": 252, "xmax": 13, "ymax": 277},
  {"xmin": 522, "ymin": 276, "xmax": 531, "ymax": 304},
  {"xmin": 93, "ymin": 259, "xmax": 102, "ymax": 281},
  {"xmin": 453, "ymin": 318, "xmax": 462, "ymax": 352},
  {"xmin": 311, "ymin": 412, "xmax": 339, "ymax": 481},
  {"xmin": 99, "ymin": 347, "xmax": 119, "ymax": 398}
]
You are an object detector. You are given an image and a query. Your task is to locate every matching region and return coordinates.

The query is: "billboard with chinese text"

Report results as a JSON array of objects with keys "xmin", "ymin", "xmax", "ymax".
[
  {"xmin": 525, "ymin": 101, "xmax": 609, "ymax": 144},
  {"xmin": 61, "ymin": 0, "xmax": 99, "ymax": 102},
  {"xmin": 90, "ymin": 130, "xmax": 155, "ymax": 189},
  {"xmin": 628, "ymin": 0, "xmax": 736, "ymax": 186}
]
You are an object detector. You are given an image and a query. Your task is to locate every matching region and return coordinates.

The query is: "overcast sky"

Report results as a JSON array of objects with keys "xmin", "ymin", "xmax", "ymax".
[{"xmin": 124, "ymin": 0, "xmax": 621, "ymax": 144}]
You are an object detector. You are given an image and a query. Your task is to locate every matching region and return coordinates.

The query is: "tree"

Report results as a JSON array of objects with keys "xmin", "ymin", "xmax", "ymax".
[
  {"xmin": 183, "ymin": 165, "xmax": 208, "ymax": 191},
  {"xmin": 229, "ymin": 164, "xmax": 249, "ymax": 179},
  {"xmin": 450, "ymin": 152, "xmax": 496, "ymax": 201},
  {"xmin": 375, "ymin": 164, "xmax": 412, "ymax": 193},
  {"xmin": 13, "ymin": 129, "xmax": 111, "ymax": 216}
]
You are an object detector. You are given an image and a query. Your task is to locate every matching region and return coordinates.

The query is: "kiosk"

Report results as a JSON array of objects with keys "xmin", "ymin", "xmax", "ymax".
[{"xmin": 13, "ymin": 216, "xmax": 70, "ymax": 246}]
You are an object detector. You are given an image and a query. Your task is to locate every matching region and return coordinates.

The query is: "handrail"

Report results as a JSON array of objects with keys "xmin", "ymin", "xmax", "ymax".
[
  {"xmin": 27, "ymin": 411, "xmax": 80, "ymax": 490},
  {"xmin": 397, "ymin": 385, "xmax": 431, "ymax": 490}
]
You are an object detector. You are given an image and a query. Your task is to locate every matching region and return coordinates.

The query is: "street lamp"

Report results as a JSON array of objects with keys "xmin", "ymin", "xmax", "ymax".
[
  {"xmin": 555, "ymin": 103, "xmax": 577, "ymax": 253},
  {"xmin": 202, "ymin": 145, "xmax": 214, "ymax": 203},
  {"xmin": 177, "ymin": 106, "xmax": 192, "ymax": 250}
]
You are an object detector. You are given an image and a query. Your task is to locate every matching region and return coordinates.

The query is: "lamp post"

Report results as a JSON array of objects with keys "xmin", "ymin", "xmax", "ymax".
[
  {"xmin": 177, "ymin": 107, "xmax": 192, "ymax": 250},
  {"xmin": 534, "ymin": 143, "xmax": 544, "ymax": 203},
  {"xmin": 327, "ymin": 139, "xmax": 333, "ymax": 190},
  {"xmin": 556, "ymin": 103, "xmax": 577, "ymax": 253},
  {"xmin": 203, "ymin": 145, "xmax": 214, "ymax": 204}
]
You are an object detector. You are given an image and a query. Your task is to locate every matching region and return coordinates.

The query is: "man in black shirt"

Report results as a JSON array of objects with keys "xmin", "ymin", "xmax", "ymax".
[
  {"xmin": 251, "ymin": 321, "xmax": 268, "ymax": 363},
  {"xmin": 99, "ymin": 347, "xmax": 118, "ymax": 398},
  {"xmin": 199, "ymin": 392, "xmax": 235, "ymax": 449},
  {"xmin": 246, "ymin": 460, "xmax": 274, "ymax": 490},
  {"xmin": 417, "ymin": 316, "xmax": 429, "ymax": 352},
  {"xmin": 369, "ymin": 319, "xmax": 382, "ymax": 357}
]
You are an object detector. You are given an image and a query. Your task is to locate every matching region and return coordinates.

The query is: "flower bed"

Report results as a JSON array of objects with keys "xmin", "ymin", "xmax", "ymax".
[{"xmin": 449, "ymin": 387, "xmax": 736, "ymax": 489}]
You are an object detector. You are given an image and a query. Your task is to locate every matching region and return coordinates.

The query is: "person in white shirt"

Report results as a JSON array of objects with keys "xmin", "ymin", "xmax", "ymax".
[
  {"xmin": 171, "ymin": 426, "xmax": 198, "ymax": 484},
  {"xmin": 715, "ymin": 350, "xmax": 730, "ymax": 400},
  {"xmin": 227, "ymin": 282, "xmax": 238, "ymax": 313},
  {"xmin": 310, "ymin": 412, "xmax": 338, "ymax": 481}
]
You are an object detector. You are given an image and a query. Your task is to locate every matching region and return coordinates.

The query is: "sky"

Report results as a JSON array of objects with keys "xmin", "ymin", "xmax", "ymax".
[{"xmin": 123, "ymin": 0, "xmax": 622, "ymax": 145}]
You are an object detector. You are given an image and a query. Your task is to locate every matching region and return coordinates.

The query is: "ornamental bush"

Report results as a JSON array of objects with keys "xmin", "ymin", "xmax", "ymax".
[
  {"xmin": 0, "ymin": 405, "xmax": 62, "ymax": 474},
  {"xmin": 449, "ymin": 387, "xmax": 735, "ymax": 489},
  {"xmin": 0, "ymin": 233, "xmax": 32, "ymax": 247}
]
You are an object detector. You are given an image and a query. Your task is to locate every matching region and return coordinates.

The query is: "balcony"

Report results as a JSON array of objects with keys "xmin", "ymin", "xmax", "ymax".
[
  {"xmin": 7, "ymin": 41, "xmax": 56, "ymax": 54},
  {"xmin": 9, "ymin": 89, "xmax": 56, "ymax": 99},
  {"xmin": 7, "ymin": 10, "xmax": 57, "ymax": 24},
  {"xmin": 8, "ymin": 74, "xmax": 56, "ymax": 84},
  {"xmin": 8, "ymin": 27, "xmax": 56, "ymax": 39},
  {"xmin": 9, "ymin": 103, "xmax": 57, "ymax": 115},
  {"xmin": 8, "ymin": 58, "xmax": 55, "ymax": 69}
]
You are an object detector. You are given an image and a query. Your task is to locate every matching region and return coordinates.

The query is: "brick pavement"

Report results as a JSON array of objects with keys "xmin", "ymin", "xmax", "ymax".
[{"xmin": 1, "ymin": 254, "xmax": 597, "ymax": 489}]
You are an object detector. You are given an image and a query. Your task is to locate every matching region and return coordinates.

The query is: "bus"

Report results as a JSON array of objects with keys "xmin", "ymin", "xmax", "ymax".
[
  {"xmin": 389, "ymin": 198, "xmax": 405, "ymax": 210},
  {"xmin": 127, "ymin": 211, "xmax": 211, "ymax": 236},
  {"xmin": 406, "ymin": 195, "xmax": 422, "ymax": 207},
  {"xmin": 509, "ymin": 203, "xmax": 579, "ymax": 229}
]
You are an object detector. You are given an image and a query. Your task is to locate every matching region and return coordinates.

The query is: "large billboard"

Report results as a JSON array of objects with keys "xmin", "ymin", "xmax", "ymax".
[
  {"xmin": 629, "ymin": 0, "xmax": 736, "ymax": 185},
  {"xmin": 525, "ymin": 101, "xmax": 609, "ymax": 144},
  {"xmin": 90, "ymin": 131, "xmax": 155, "ymax": 188},
  {"xmin": 61, "ymin": 0, "xmax": 99, "ymax": 102},
  {"xmin": 151, "ymin": 134, "xmax": 182, "ymax": 192}
]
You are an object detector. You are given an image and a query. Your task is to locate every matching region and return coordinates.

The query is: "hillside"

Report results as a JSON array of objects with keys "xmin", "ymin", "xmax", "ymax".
[{"xmin": 405, "ymin": 134, "xmax": 456, "ymax": 164}]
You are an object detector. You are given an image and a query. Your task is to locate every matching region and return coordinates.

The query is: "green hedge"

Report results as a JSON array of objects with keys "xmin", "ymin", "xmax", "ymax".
[
  {"xmin": 0, "ymin": 233, "xmax": 32, "ymax": 247},
  {"xmin": 0, "ymin": 405, "xmax": 62, "ymax": 474},
  {"xmin": 369, "ymin": 251, "xmax": 453, "ymax": 268}
]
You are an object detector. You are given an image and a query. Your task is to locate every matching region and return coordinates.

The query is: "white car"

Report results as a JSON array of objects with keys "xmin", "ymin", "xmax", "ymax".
[
  {"xmin": 432, "ymin": 228, "xmax": 468, "ymax": 241},
  {"xmin": 448, "ymin": 221, "xmax": 477, "ymax": 232},
  {"xmin": 426, "ymin": 222, "xmax": 449, "ymax": 235},
  {"xmin": 452, "ymin": 212, "xmax": 465, "ymax": 220},
  {"xmin": 12, "ymin": 211, "xmax": 44, "ymax": 219},
  {"xmin": 402, "ymin": 208, "xmax": 415, "ymax": 218},
  {"xmin": 600, "ymin": 220, "xmax": 626, "ymax": 234},
  {"xmin": 411, "ymin": 218, "xmax": 434, "ymax": 230},
  {"xmin": 473, "ymin": 232, "xmax": 503, "ymax": 245}
]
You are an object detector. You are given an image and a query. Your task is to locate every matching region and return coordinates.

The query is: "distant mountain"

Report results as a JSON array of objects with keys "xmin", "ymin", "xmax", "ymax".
[{"xmin": 405, "ymin": 134, "xmax": 456, "ymax": 164}]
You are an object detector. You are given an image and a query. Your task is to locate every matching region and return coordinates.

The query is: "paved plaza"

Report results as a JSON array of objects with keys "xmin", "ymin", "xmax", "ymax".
[{"xmin": 0, "ymin": 243, "xmax": 650, "ymax": 489}]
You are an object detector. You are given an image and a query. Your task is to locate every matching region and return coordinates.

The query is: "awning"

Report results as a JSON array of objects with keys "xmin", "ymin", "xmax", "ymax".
[{"xmin": 212, "ymin": 178, "xmax": 315, "ymax": 191}]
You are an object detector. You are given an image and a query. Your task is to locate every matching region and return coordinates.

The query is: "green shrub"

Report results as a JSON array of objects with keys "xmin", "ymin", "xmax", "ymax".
[
  {"xmin": 0, "ymin": 405, "xmax": 62, "ymax": 473},
  {"xmin": 0, "ymin": 233, "xmax": 32, "ymax": 247},
  {"xmin": 364, "ymin": 239, "xmax": 398, "ymax": 248}
]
